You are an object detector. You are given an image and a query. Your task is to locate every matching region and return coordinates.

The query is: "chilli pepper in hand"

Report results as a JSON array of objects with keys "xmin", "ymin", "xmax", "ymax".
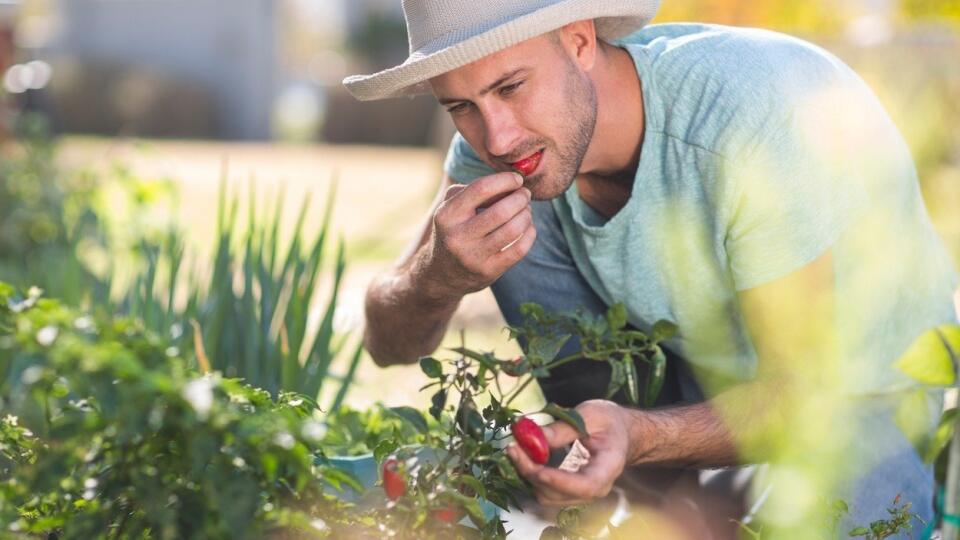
[{"xmin": 512, "ymin": 416, "xmax": 549, "ymax": 465}]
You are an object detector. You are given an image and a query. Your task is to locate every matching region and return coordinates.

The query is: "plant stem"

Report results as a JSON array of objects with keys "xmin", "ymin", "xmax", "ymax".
[{"xmin": 944, "ymin": 387, "xmax": 960, "ymax": 540}]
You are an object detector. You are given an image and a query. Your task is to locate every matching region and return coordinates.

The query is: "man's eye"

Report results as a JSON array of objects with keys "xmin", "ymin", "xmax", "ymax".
[
  {"xmin": 500, "ymin": 82, "xmax": 523, "ymax": 96},
  {"xmin": 447, "ymin": 103, "xmax": 470, "ymax": 114}
]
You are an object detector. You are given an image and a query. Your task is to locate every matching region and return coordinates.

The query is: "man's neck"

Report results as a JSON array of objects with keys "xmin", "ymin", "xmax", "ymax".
[
  {"xmin": 574, "ymin": 42, "xmax": 645, "ymax": 219},
  {"xmin": 580, "ymin": 42, "xmax": 646, "ymax": 182}
]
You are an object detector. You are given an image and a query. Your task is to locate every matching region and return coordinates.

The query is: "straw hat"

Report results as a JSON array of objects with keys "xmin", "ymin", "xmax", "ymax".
[{"xmin": 343, "ymin": 0, "xmax": 660, "ymax": 101}]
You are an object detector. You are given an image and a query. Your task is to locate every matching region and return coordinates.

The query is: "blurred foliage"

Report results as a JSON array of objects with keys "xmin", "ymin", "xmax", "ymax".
[
  {"xmin": 0, "ymin": 116, "xmax": 111, "ymax": 307},
  {"xmin": 0, "ymin": 124, "xmax": 363, "ymax": 405},
  {"xmin": 654, "ymin": 0, "xmax": 845, "ymax": 35},
  {"xmin": 900, "ymin": 0, "xmax": 960, "ymax": 23},
  {"xmin": 654, "ymin": 0, "xmax": 960, "ymax": 32},
  {"xmin": 119, "ymin": 177, "xmax": 364, "ymax": 405},
  {"xmin": 320, "ymin": 404, "xmax": 427, "ymax": 458},
  {"xmin": 0, "ymin": 281, "xmax": 363, "ymax": 539}
]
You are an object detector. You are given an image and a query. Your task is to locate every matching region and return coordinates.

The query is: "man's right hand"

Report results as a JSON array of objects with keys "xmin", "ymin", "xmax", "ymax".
[{"xmin": 419, "ymin": 171, "xmax": 535, "ymax": 301}]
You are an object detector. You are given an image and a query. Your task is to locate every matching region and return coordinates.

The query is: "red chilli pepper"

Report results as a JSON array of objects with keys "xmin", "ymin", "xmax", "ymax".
[
  {"xmin": 512, "ymin": 416, "xmax": 549, "ymax": 465},
  {"xmin": 432, "ymin": 505, "xmax": 461, "ymax": 523},
  {"xmin": 381, "ymin": 457, "xmax": 406, "ymax": 500}
]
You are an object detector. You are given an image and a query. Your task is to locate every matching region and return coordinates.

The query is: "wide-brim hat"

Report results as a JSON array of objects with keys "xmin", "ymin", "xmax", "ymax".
[{"xmin": 343, "ymin": 0, "xmax": 660, "ymax": 101}]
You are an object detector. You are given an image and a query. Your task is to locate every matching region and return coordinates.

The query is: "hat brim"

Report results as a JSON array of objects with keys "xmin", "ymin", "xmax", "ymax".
[{"xmin": 343, "ymin": 0, "xmax": 659, "ymax": 101}]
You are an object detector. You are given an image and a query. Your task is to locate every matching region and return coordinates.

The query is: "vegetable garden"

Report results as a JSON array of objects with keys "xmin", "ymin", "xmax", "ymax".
[{"xmin": 1, "ymin": 120, "xmax": 959, "ymax": 540}]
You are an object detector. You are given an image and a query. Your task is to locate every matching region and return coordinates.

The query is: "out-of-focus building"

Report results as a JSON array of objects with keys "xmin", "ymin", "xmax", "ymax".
[
  {"xmin": 0, "ymin": 0, "xmax": 18, "ymax": 140},
  {"xmin": 48, "ymin": 0, "xmax": 278, "ymax": 140}
]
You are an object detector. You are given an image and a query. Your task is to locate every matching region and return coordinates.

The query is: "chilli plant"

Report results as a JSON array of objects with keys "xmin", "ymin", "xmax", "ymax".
[{"xmin": 351, "ymin": 302, "xmax": 678, "ymax": 539}]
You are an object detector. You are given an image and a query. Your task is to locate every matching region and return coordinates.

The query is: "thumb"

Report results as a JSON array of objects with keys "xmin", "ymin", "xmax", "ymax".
[{"xmin": 541, "ymin": 420, "xmax": 581, "ymax": 449}]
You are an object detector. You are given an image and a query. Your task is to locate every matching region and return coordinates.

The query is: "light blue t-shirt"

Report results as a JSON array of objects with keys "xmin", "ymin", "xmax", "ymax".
[{"xmin": 443, "ymin": 23, "xmax": 958, "ymax": 394}]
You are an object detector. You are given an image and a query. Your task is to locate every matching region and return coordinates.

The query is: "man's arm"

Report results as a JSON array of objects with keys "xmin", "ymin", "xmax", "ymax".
[
  {"xmin": 508, "ymin": 250, "xmax": 837, "ymax": 505},
  {"xmin": 363, "ymin": 172, "xmax": 534, "ymax": 366}
]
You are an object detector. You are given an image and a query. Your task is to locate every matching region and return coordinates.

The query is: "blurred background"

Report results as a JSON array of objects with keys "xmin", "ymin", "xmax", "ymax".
[{"xmin": 0, "ymin": 0, "xmax": 958, "ymax": 411}]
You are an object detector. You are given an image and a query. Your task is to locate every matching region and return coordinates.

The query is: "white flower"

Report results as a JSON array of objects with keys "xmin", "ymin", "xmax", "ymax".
[
  {"xmin": 273, "ymin": 431, "xmax": 295, "ymax": 449},
  {"xmin": 182, "ymin": 378, "xmax": 214, "ymax": 418},
  {"xmin": 73, "ymin": 316, "xmax": 93, "ymax": 331},
  {"xmin": 310, "ymin": 518, "xmax": 327, "ymax": 531},
  {"xmin": 301, "ymin": 420, "xmax": 327, "ymax": 442},
  {"xmin": 35, "ymin": 326, "xmax": 58, "ymax": 347}
]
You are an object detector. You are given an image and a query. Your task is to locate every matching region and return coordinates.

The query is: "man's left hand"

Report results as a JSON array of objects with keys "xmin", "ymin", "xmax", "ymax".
[{"xmin": 507, "ymin": 399, "xmax": 639, "ymax": 506}]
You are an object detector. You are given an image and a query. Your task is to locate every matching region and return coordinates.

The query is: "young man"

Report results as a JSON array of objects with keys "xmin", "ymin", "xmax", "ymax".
[{"xmin": 344, "ymin": 0, "xmax": 958, "ymax": 534}]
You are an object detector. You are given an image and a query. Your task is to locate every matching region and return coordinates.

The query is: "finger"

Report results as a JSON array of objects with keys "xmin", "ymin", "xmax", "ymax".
[
  {"xmin": 446, "ymin": 172, "xmax": 523, "ymax": 219},
  {"xmin": 468, "ymin": 187, "xmax": 531, "ymax": 237},
  {"xmin": 507, "ymin": 443, "xmax": 570, "ymax": 501},
  {"xmin": 481, "ymin": 207, "xmax": 532, "ymax": 256},
  {"xmin": 507, "ymin": 442, "xmax": 544, "ymax": 478},
  {"xmin": 527, "ymin": 466, "xmax": 609, "ymax": 501},
  {"xmin": 487, "ymin": 224, "xmax": 536, "ymax": 270},
  {"xmin": 443, "ymin": 183, "xmax": 468, "ymax": 202}
]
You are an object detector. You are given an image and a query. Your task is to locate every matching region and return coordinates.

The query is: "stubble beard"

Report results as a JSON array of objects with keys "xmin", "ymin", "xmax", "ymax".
[{"xmin": 526, "ymin": 64, "xmax": 598, "ymax": 201}]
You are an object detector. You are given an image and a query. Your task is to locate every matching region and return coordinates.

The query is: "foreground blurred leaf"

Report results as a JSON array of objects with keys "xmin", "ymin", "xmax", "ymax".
[{"xmin": 894, "ymin": 325, "xmax": 960, "ymax": 386}]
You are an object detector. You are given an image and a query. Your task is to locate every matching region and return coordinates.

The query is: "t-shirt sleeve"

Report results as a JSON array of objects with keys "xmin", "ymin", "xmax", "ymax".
[
  {"xmin": 723, "ymin": 89, "xmax": 871, "ymax": 291},
  {"xmin": 443, "ymin": 132, "xmax": 496, "ymax": 184}
]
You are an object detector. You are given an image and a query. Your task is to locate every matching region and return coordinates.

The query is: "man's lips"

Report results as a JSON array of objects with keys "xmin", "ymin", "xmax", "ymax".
[{"xmin": 508, "ymin": 150, "xmax": 543, "ymax": 177}]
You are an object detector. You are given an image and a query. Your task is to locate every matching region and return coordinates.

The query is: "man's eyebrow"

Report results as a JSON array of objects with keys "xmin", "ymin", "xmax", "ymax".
[{"xmin": 437, "ymin": 68, "xmax": 528, "ymax": 105}]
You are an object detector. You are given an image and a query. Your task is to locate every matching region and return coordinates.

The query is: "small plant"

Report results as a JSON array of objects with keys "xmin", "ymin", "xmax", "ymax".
[
  {"xmin": 118, "ymin": 175, "xmax": 364, "ymax": 405},
  {"xmin": 0, "ymin": 282, "xmax": 360, "ymax": 539},
  {"xmin": 357, "ymin": 302, "xmax": 676, "ymax": 538},
  {"xmin": 847, "ymin": 495, "xmax": 923, "ymax": 540}
]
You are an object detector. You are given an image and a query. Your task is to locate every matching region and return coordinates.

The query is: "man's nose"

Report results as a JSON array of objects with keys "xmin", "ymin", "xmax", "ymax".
[{"xmin": 482, "ymin": 105, "xmax": 523, "ymax": 159}]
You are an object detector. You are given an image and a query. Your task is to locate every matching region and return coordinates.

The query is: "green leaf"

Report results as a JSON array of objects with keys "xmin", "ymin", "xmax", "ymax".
[
  {"xmin": 556, "ymin": 506, "xmax": 584, "ymax": 529},
  {"xmin": 651, "ymin": 319, "xmax": 678, "ymax": 342},
  {"xmin": 605, "ymin": 303, "xmax": 628, "ymax": 332},
  {"xmin": 848, "ymin": 526, "xmax": 870, "ymax": 536},
  {"xmin": 624, "ymin": 357, "xmax": 639, "ymax": 406},
  {"xmin": 453, "ymin": 474, "xmax": 487, "ymax": 499},
  {"xmin": 924, "ymin": 408, "xmax": 958, "ymax": 464},
  {"xmin": 541, "ymin": 403, "xmax": 588, "ymax": 437},
  {"xmin": 373, "ymin": 439, "xmax": 400, "ymax": 463},
  {"xmin": 429, "ymin": 389, "xmax": 448, "ymax": 421},
  {"xmin": 420, "ymin": 356, "xmax": 443, "ymax": 379},
  {"xmin": 457, "ymin": 401, "xmax": 486, "ymax": 439},
  {"xmin": 606, "ymin": 359, "xmax": 627, "ymax": 400},
  {"xmin": 645, "ymin": 347, "xmax": 667, "ymax": 408},
  {"xmin": 894, "ymin": 389, "xmax": 935, "ymax": 458},
  {"xmin": 526, "ymin": 334, "xmax": 571, "ymax": 364},
  {"xmin": 389, "ymin": 406, "xmax": 429, "ymax": 434},
  {"xmin": 894, "ymin": 325, "xmax": 960, "ymax": 386}
]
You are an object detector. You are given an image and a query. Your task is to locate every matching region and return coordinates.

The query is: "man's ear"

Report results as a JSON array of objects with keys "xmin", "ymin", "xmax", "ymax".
[{"xmin": 557, "ymin": 20, "xmax": 598, "ymax": 71}]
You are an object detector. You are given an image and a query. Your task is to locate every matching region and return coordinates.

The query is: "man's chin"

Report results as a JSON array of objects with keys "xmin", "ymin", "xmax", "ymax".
[{"xmin": 525, "ymin": 172, "xmax": 574, "ymax": 201}]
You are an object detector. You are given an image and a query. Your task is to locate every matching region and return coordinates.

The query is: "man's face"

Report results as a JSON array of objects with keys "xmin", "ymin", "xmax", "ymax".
[{"xmin": 429, "ymin": 32, "xmax": 598, "ymax": 200}]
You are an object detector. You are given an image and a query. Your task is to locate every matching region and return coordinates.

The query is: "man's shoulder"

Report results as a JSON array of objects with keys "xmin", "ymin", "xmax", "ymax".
[{"xmin": 617, "ymin": 23, "xmax": 863, "ymax": 155}]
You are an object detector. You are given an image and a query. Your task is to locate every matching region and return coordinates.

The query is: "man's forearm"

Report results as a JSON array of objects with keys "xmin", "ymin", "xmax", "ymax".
[
  {"xmin": 624, "ymin": 378, "xmax": 791, "ymax": 469},
  {"xmin": 363, "ymin": 251, "xmax": 462, "ymax": 366}
]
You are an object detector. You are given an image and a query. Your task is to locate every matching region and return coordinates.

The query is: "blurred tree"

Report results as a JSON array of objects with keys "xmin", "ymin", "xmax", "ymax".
[
  {"xmin": 653, "ymin": 0, "xmax": 845, "ymax": 35},
  {"xmin": 900, "ymin": 0, "xmax": 960, "ymax": 24}
]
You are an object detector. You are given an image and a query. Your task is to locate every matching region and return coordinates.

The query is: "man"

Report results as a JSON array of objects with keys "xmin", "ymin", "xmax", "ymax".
[{"xmin": 344, "ymin": 1, "xmax": 958, "ymax": 536}]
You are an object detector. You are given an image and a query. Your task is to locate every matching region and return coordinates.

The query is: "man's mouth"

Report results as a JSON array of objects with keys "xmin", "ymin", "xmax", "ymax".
[{"xmin": 508, "ymin": 149, "xmax": 543, "ymax": 177}]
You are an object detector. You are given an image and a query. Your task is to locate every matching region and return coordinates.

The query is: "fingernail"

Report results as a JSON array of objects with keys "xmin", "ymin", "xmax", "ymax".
[{"xmin": 514, "ymin": 172, "xmax": 524, "ymax": 185}]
